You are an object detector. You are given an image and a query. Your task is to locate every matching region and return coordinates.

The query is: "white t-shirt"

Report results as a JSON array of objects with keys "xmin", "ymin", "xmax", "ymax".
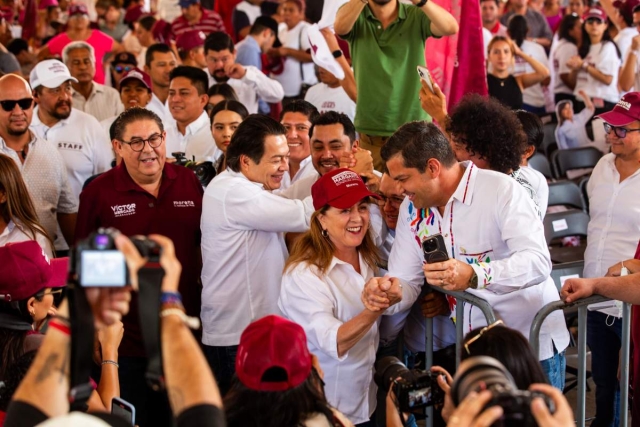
[
  {"xmin": 574, "ymin": 42, "xmax": 621, "ymax": 104},
  {"xmin": 615, "ymin": 27, "xmax": 638, "ymax": 61},
  {"xmin": 519, "ymin": 165, "xmax": 549, "ymax": 217},
  {"xmin": 207, "ymin": 66, "xmax": 285, "ymax": 114},
  {"xmin": 305, "ymin": 83, "xmax": 356, "ymax": 123},
  {"xmin": 552, "ymin": 39, "xmax": 578, "ymax": 96},
  {"xmin": 165, "ymin": 111, "xmax": 221, "ymax": 162},
  {"xmin": 30, "ymin": 107, "xmax": 113, "ymax": 201},
  {"xmin": 514, "ymin": 40, "xmax": 548, "ymax": 107},
  {"xmin": 0, "ymin": 220, "xmax": 53, "ymax": 259},
  {"xmin": 272, "ymin": 21, "xmax": 318, "ymax": 97}
]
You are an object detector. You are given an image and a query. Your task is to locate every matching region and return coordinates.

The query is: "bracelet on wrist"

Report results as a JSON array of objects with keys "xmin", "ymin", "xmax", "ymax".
[
  {"xmin": 102, "ymin": 360, "xmax": 119, "ymax": 368},
  {"xmin": 160, "ymin": 291, "xmax": 182, "ymax": 305},
  {"xmin": 160, "ymin": 308, "xmax": 201, "ymax": 330},
  {"xmin": 415, "ymin": 0, "xmax": 428, "ymax": 6}
]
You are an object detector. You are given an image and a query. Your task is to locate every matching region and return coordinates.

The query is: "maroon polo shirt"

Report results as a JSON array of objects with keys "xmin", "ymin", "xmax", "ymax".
[
  {"xmin": 75, "ymin": 162, "xmax": 203, "ymax": 358},
  {"xmin": 170, "ymin": 7, "xmax": 226, "ymax": 38}
]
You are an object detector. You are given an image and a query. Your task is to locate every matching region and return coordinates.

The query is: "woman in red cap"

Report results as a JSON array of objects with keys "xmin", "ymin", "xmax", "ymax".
[{"xmin": 279, "ymin": 168, "xmax": 403, "ymax": 427}]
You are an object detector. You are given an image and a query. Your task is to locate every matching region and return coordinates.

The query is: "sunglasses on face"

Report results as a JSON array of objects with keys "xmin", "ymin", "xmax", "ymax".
[
  {"xmin": 114, "ymin": 65, "xmax": 134, "ymax": 73},
  {"xmin": 586, "ymin": 18, "xmax": 604, "ymax": 24},
  {"xmin": 0, "ymin": 98, "xmax": 33, "ymax": 112}
]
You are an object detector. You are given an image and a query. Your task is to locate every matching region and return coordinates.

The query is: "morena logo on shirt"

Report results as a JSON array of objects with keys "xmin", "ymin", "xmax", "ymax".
[
  {"xmin": 321, "ymin": 101, "xmax": 336, "ymax": 109},
  {"xmin": 173, "ymin": 201, "xmax": 195, "ymax": 208},
  {"xmin": 58, "ymin": 142, "xmax": 84, "ymax": 151},
  {"xmin": 111, "ymin": 203, "xmax": 136, "ymax": 217}
]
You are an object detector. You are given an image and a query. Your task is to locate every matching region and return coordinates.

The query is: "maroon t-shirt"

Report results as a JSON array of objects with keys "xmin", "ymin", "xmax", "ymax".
[{"xmin": 75, "ymin": 163, "xmax": 204, "ymax": 358}]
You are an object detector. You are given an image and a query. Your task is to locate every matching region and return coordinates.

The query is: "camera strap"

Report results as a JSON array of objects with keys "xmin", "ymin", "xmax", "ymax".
[
  {"xmin": 137, "ymin": 265, "xmax": 165, "ymax": 391},
  {"xmin": 68, "ymin": 281, "xmax": 96, "ymax": 412}
]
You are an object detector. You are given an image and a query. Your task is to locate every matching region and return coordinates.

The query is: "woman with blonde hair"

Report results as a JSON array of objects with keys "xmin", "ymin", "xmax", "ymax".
[
  {"xmin": 486, "ymin": 35, "xmax": 550, "ymax": 110},
  {"xmin": 0, "ymin": 154, "xmax": 54, "ymax": 258},
  {"xmin": 279, "ymin": 168, "xmax": 403, "ymax": 427}
]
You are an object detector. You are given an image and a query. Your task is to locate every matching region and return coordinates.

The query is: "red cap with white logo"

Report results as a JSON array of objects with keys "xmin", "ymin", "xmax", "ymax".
[
  {"xmin": 311, "ymin": 168, "xmax": 381, "ymax": 210},
  {"xmin": 119, "ymin": 67, "xmax": 152, "ymax": 92},
  {"xmin": 596, "ymin": 92, "xmax": 640, "ymax": 126}
]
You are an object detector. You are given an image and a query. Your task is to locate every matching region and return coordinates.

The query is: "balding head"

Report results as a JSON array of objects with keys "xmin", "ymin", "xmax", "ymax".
[
  {"xmin": 0, "ymin": 74, "xmax": 32, "ymax": 98},
  {"xmin": 0, "ymin": 74, "xmax": 34, "ymax": 139}
]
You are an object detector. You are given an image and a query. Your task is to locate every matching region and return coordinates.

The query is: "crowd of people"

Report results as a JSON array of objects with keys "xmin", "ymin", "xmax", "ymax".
[{"xmin": 0, "ymin": 0, "xmax": 639, "ymax": 425}]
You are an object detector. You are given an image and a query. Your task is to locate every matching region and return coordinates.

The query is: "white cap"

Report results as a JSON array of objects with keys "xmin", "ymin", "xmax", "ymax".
[
  {"xmin": 29, "ymin": 59, "xmax": 78, "ymax": 89},
  {"xmin": 307, "ymin": 24, "xmax": 345, "ymax": 80}
]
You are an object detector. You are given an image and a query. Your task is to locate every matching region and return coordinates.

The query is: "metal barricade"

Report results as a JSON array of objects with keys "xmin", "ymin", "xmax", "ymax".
[
  {"xmin": 529, "ymin": 295, "xmax": 631, "ymax": 427},
  {"xmin": 424, "ymin": 288, "xmax": 496, "ymax": 427}
]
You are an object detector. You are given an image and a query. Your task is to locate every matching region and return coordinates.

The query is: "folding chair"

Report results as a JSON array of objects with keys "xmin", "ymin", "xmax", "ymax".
[
  {"xmin": 547, "ymin": 181, "xmax": 587, "ymax": 212},
  {"xmin": 551, "ymin": 147, "xmax": 603, "ymax": 179},
  {"xmin": 528, "ymin": 153, "xmax": 553, "ymax": 180},
  {"xmin": 543, "ymin": 210, "xmax": 590, "ymax": 263}
]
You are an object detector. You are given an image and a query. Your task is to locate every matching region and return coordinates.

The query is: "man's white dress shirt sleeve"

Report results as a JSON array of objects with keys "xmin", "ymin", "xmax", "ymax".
[{"xmin": 241, "ymin": 65, "xmax": 285, "ymax": 103}]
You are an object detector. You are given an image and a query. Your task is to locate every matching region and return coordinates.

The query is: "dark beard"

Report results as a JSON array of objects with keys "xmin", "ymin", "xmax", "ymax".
[
  {"xmin": 51, "ymin": 109, "xmax": 71, "ymax": 120},
  {"xmin": 371, "ymin": 0, "xmax": 393, "ymax": 4},
  {"xmin": 212, "ymin": 73, "xmax": 229, "ymax": 83},
  {"xmin": 7, "ymin": 127, "xmax": 28, "ymax": 136}
]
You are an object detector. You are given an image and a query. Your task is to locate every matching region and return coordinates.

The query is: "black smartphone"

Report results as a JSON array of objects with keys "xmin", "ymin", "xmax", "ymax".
[
  {"xmin": 112, "ymin": 397, "xmax": 135, "ymax": 425},
  {"xmin": 422, "ymin": 234, "xmax": 449, "ymax": 264}
]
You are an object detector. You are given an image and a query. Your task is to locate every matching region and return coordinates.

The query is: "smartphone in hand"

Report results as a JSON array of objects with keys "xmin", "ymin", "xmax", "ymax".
[
  {"xmin": 422, "ymin": 234, "xmax": 449, "ymax": 264},
  {"xmin": 417, "ymin": 65, "xmax": 434, "ymax": 93}
]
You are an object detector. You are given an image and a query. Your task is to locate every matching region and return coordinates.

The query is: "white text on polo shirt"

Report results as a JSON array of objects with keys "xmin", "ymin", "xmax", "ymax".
[
  {"xmin": 173, "ymin": 201, "xmax": 195, "ymax": 208},
  {"xmin": 58, "ymin": 142, "xmax": 84, "ymax": 150},
  {"xmin": 111, "ymin": 203, "xmax": 136, "ymax": 217}
]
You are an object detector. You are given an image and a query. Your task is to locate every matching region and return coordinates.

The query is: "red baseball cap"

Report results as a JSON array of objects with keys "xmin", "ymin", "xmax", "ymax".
[
  {"xmin": 596, "ymin": 92, "xmax": 640, "ymax": 126},
  {"xmin": 176, "ymin": 30, "xmax": 206, "ymax": 52},
  {"xmin": 613, "ymin": 0, "xmax": 640, "ymax": 17},
  {"xmin": 119, "ymin": 67, "xmax": 152, "ymax": 91},
  {"xmin": 0, "ymin": 241, "xmax": 67, "ymax": 302},
  {"xmin": 68, "ymin": 3, "xmax": 89, "ymax": 16},
  {"xmin": 311, "ymin": 168, "xmax": 381, "ymax": 210},
  {"xmin": 584, "ymin": 7, "xmax": 607, "ymax": 21},
  {"xmin": 236, "ymin": 315, "xmax": 312, "ymax": 392}
]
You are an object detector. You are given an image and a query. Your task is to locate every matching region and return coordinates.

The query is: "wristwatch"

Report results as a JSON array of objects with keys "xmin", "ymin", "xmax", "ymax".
[
  {"xmin": 468, "ymin": 271, "xmax": 479, "ymax": 289},
  {"xmin": 416, "ymin": 0, "xmax": 428, "ymax": 6},
  {"xmin": 332, "ymin": 50, "xmax": 343, "ymax": 59}
]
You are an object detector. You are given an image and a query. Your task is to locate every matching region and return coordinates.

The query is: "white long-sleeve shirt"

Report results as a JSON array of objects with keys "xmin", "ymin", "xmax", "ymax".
[
  {"xmin": 200, "ymin": 169, "xmax": 314, "ymax": 346},
  {"xmin": 279, "ymin": 254, "xmax": 379, "ymax": 425},
  {"xmin": 388, "ymin": 162, "xmax": 570, "ymax": 361},
  {"xmin": 30, "ymin": 107, "xmax": 113, "ymax": 201},
  {"xmin": 207, "ymin": 65, "xmax": 284, "ymax": 114},
  {"xmin": 165, "ymin": 111, "xmax": 221, "ymax": 162}
]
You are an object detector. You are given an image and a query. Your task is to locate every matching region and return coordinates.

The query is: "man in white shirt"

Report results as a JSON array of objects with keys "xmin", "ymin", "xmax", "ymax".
[
  {"xmin": 63, "ymin": 41, "xmax": 124, "ymax": 122},
  {"xmin": 581, "ymin": 93, "xmax": 640, "ymax": 426},
  {"xmin": 30, "ymin": 60, "xmax": 113, "ymax": 202},
  {"xmin": 366, "ymin": 121, "xmax": 570, "ymax": 390},
  {"xmin": 165, "ymin": 66, "xmax": 216, "ymax": 162},
  {"xmin": 200, "ymin": 114, "xmax": 314, "ymax": 394},
  {"xmin": 279, "ymin": 100, "xmax": 319, "ymax": 190},
  {"xmin": 144, "ymin": 43, "xmax": 178, "ymax": 123},
  {"xmin": 304, "ymin": 66, "xmax": 356, "ymax": 123},
  {"xmin": 204, "ymin": 31, "xmax": 284, "ymax": 114},
  {"xmin": 0, "ymin": 74, "xmax": 77, "ymax": 254}
]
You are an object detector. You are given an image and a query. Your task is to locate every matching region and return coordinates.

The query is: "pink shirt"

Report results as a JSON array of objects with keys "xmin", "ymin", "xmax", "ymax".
[{"xmin": 46, "ymin": 30, "xmax": 114, "ymax": 84}]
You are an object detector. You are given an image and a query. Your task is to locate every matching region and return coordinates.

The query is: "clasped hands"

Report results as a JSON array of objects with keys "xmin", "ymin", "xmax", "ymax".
[{"xmin": 361, "ymin": 276, "xmax": 403, "ymax": 312}]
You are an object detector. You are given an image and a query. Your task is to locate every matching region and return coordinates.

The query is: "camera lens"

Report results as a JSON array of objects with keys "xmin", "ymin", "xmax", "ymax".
[
  {"xmin": 450, "ymin": 356, "xmax": 516, "ymax": 406},
  {"xmin": 94, "ymin": 234, "xmax": 110, "ymax": 249},
  {"xmin": 423, "ymin": 238, "xmax": 438, "ymax": 253}
]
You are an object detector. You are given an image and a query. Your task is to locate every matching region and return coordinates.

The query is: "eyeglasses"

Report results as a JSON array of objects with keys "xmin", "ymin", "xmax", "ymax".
[
  {"xmin": 114, "ymin": 65, "xmax": 134, "ymax": 73},
  {"xmin": 375, "ymin": 194, "xmax": 404, "ymax": 209},
  {"xmin": 40, "ymin": 289, "xmax": 64, "ymax": 297},
  {"xmin": 0, "ymin": 98, "xmax": 33, "ymax": 112},
  {"xmin": 585, "ymin": 17, "xmax": 604, "ymax": 25},
  {"xmin": 603, "ymin": 123, "xmax": 640, "ymax": 138},
  {"xmin": 119, "ymin": 133, "xmax": 164, "ymax": 152},
  {"xmin": 464, "ymin": 320, "xmax": 504, "ymax": 355}
]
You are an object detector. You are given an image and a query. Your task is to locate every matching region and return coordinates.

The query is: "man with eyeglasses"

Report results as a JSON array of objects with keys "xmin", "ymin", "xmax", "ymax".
[
  {"xmin": 29, "ymin": 60, "xmax": 112, "ymax": 204},
  {"xmin": 64, "ymin": 41, "xmax": 125, "ymax": 122},
  {"xmin": 619, "ymin": 4, "xmax": 640, "ymax": 92},
  {"xmin": 0, "ymin": 74, "xmax": 77, "ymax": 256},
  {"xmin": 577, "ymin": 92, "xmax": 640, "ymax": 427},
  {"xmin": 75, "ymin": 107, "xmax": 204, "ymax": 427},
  {"xmin": 204, "ymin": 31, "xmax": 284, "ymax": 114}
]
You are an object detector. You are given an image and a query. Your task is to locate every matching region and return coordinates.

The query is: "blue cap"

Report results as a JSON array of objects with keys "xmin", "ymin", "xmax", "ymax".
[{"xmin": 178, "ymin": 0, "xmax": 198, "ymax": 7}]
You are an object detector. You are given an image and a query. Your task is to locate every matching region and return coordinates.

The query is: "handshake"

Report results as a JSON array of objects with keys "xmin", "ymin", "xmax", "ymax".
[{"xmin": 361, "ymin": 276, "xmax": 403, "ymax": 312}]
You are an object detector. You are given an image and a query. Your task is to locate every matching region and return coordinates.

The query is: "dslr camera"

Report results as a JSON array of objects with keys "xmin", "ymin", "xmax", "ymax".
[
  {"xmin": 172, "ymin": 152, "xmax": 216, "ymax": 188},
  {"xmin": 374, "ymin": 356, "xmax": 445, "ymax": 412},
  {"xmin": 451, "ymin": 356, "xmax": 556, "ymax": 427},
  {"xmin": 72, "ymin": 228, "xmax": 161, "ymax": 287}
]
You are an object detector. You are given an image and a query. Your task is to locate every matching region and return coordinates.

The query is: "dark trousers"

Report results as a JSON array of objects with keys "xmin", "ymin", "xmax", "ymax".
[
  {"xmin": 119, "ymin": 356, "xmax": 173, "ymax": 427},
  {"xmin": 203, "ymin": 344, "xmax": 238, "ymax": 396},
  {"xmin": 587, "ymin": 311, "xmax": 622, "ymax": 427}
]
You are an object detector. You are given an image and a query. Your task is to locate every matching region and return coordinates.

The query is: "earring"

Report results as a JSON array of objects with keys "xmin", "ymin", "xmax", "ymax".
[
  {"xmin": 321, "ymin": 229, "xmax": 328, "ymax": 238},
  {"xmin": 29, "ymin": 309, "xmax": 35, "ymax": 317}
]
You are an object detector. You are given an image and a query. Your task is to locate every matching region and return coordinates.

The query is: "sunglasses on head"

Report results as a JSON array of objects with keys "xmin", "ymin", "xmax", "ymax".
[
  {"xmin": 114, "ymin": 65, "xmax": 134, "ymax": 73},
  {"xmin": 0, "ymin": 98, "xmax": 33, "ymax": 112}
]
